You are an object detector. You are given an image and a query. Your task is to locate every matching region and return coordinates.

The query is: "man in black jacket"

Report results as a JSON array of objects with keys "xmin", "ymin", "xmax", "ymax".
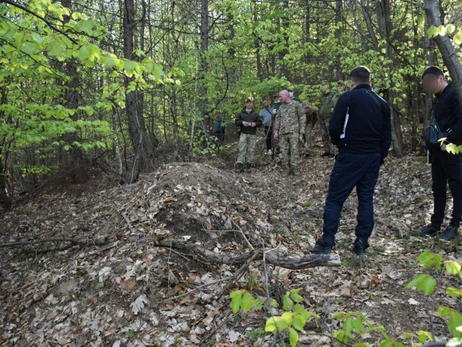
[
  {"xmin": 311, "ymin": 66, "xmax": 392, "ymax": 255},
  {"xmin": 235, "ymin": 99, "xmax": 262, "ymax": 173},
  {"xmin": 416, "ymin": 66, "xmax": 462, "ymax": 240}
]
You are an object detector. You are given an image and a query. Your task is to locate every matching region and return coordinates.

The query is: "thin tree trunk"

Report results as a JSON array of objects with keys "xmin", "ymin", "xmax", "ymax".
[
  {"xmin": 123, "ymin": 0, "xmax": 154, "ymax": 182},
  {"xmin": 376, "ymin": 0, "xmax": 404, "ymax": 156},
  {"xmin": 360, "ymin": 0, "xmax": 378, "ymax": 47},
  {"xmin": 61, "ymin": 0, "xmax": 89, "ymax": 184},
  {"xmin": 423, "ymin": 0, "xmax": 462, "ymax": 105}
]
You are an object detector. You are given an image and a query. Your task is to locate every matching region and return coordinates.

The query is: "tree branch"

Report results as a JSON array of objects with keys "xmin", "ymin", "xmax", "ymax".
[{"xmin": 1, "ymin": 0, "xmax": 79, "ymax": 45}]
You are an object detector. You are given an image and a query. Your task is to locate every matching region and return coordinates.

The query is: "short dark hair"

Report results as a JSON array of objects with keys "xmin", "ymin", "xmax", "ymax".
[
  {"xmin": 245, "ymin": 98, "xmax": 252, "ymax": 103},
  {"xmin": 422, "ymin": 66, "xmax": 444, "ymax": 80},
  {"xmin": 350, "ymin": 66, "xmax": 370, "ymax": 84}
]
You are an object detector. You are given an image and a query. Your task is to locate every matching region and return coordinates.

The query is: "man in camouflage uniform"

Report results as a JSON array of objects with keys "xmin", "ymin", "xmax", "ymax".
[
  {"xmin": 319, "ymin": 84, "xmax": 340, "ymax": 157},
  {"xmin": 274, "ymin": 90, "xmax": 306, "ymax": 175},
  {"xmin": 301, "ymin": 101, "xmax": 318, "ymax": 159},
  {"xmin": 235, "ymin": 99, "xmax": 262, "ymax": 173}
]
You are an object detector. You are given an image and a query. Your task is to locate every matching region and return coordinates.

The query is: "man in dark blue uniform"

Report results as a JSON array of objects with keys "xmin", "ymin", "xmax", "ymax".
[
  {"xmin": 416, "ymin": 66, "xmax": 462, "ymax": 241},
  {"xmin": 311, "ymin": 66, "xmax": 392, "ymax": 255}
]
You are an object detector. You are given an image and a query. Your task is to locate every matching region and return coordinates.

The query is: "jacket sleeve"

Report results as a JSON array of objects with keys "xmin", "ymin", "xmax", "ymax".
[
  {"xmin": 254, "ymin": 112, "xmax": 263, "ymax": 127},
  {"xmin": 446, "ymin": 93, "xmax": 462, "ymax": 144},
  {"xmin": 329, "ymin": 94, "xmax": 348, "ymax": 145},
  {"xmin": 380, "ymin": 102, "xmax": 392, "ymax": 162},
  {"xmin": 275, "ymin": 109, "xmax": 281, "ymax": 134},
  {"xmin": 235, "ymin": 112, "xmax": 243, "ymax": 127},
  {"xmin": 298, "ymin": 103, "xmax": 306, "ymax": 133}
]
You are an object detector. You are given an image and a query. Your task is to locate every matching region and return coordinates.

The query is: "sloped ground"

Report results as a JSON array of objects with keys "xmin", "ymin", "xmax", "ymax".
[{"xmin": 0, "ymin": 154, "xmax": 461, "ymax": 346}]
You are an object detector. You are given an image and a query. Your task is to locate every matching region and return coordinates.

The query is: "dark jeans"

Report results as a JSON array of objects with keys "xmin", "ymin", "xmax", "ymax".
[
  {"xmin": 264, "ymin": 125, "xmax": 272, "ymax": 151},
  {"xmin": 430, "ymin": 151, "xmax": 462, "ymax": 229},
  {"xmin": 320, "ymin": 152, "xmax": 381, "ymax": 250}
]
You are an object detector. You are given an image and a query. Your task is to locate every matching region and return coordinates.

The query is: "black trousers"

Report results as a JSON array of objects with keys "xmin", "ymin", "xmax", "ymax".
[
  {"xmin": 321, "ymin": 152, "xmax": 381, "ymax": 250},
  {"xmin": 264, "ymin": 125, "xmax": 272, "ymax": 151},
  {"xmin": 430, "ymin": 150, "xmax": 462, "ymax": 228}
]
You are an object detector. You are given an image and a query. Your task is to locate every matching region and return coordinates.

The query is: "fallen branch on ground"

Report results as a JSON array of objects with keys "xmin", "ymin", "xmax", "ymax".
[
  {"xmin": 0, "ymin": 235, "xmax": 341, "ymax": 269},
  {"xmin": 156, "ymin": 238, "xmax": 341, "ymax": 269}
]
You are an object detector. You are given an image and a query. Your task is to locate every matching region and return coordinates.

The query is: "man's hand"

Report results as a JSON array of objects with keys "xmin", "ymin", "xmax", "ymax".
[
  {"xmin": 242, "ymin": 121, "xmax": 249, "ymax": 127},
  {"xmin": 250, "ymin": 122, "xmax": 256, "ymax": 127},
  {"xmin": 441, "ymin": 144, "xmax": 447, "ymax": 152},
  {"xmin": 274, "ymin": 132, "xmax": 278, "ymax": 140},
  {"xmin": 330, "ymin": 108, "xmax": 334, "ymax": 113}
]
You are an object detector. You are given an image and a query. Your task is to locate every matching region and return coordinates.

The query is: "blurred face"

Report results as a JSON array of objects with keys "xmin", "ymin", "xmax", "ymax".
[
  {"xmin": 422, "ymin": 74, "xmax": 445, "ymax": 94},
  {"xmin": 304, "ymin": 107, "xmax": 310, "ymax": 114},
  {"xmin": 246, "ymin": 101, "xmax": 253, "ymax": 109},
  {"xmin": 279, "ymin": 91, "xmax": 290, "ymax": 103},
  {"xmin": 338, "ymin": 83, "xmax": 346, "ymax": 91},
  {"xmin": 262, "ymin": 100, "xmax": 269, "ymax": 108}
]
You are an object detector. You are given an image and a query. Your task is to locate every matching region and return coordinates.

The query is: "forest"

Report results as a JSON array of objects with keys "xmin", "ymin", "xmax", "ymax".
[{"xmin": 1, "ymin": 0, "xmax": 462, "ymax": 346}]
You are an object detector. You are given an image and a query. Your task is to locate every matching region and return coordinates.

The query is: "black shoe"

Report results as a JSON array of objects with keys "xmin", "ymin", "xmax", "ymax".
[
  {"xmin": 304, "ymin": 154, "xmax": 311, "ymax": 159},
  {"xmin": 353, "ymin": 240, "xmax": 367, "ymax": 256},
  {"xmin": 439, "ymin": 225, "xmax": 458, "ymax": 240},
  {"xmin": 416, "ymin": 224, "xmax": 439, "ymax": 237},
  {"xmin": 353, "ymin": 245, "xmax": 365, "ymax": 256},
  {"xmin": 236, "ymin": 163, "xmax": 244, "ymax": 173},
  {"xmin": 246, "ymin": 163, "xmax": 252, "ymax": 173},
  {"xmin": 310, "ymin": 244, "xmax": 332, "ymax": 254}
]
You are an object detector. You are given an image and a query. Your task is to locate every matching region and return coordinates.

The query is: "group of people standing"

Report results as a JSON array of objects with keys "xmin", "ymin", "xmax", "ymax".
[
  {"xmin": 233, "ymin": 64, "xmax": 461, "ymax": 255},
  {"xmin": 235, "ymin": 80, "xmax": 347, "ymax": 174}
]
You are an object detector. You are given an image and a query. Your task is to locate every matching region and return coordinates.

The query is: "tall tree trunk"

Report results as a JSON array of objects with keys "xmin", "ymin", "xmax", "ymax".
[
  {"xmin": 124, "ymin": 0, "xmax": 153, "ymax": 182},
  {"xmin": 253, "ymin": 0, "xmax": 263, "ymax": 80},
  {"xmin": 360, "ymin": 0, "xmax": 378, "ymax": 48},
  {"xmin": 423, "ymin": 6, "xmax": 439, "ymax": 131},
  {"xmin": 423, "ymin": 0, "xmax": 462, "ymax": 105},
  {"xmin": 0, "ymin": 86, "xmax": 12, "ymax": 210},
  {"xmin": 62, "ymin": 0, "xmax": 89, "ymax": 184},
  {"xmin": 304, "ymin": 0, "xmax": 311, "ymax": 65},
  {"xmin": 334, "ymin": 0, "xmax": 343, "ymax": 80},
  {"xmin": 279, "ymin": 0, "xmax": 290, "ymax": 79},
  {"xmin": 199, "ymin": 0, "xmax": 209, "ymax": 136},
  {"xmin": 376, "ymin": 0, "xmax": 404, "ymax": 156}
]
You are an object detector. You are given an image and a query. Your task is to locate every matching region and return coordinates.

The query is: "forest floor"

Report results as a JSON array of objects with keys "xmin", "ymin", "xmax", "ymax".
[{"xmin": 1, "ymin": 144, "xmax": 461, "ymax": 347}]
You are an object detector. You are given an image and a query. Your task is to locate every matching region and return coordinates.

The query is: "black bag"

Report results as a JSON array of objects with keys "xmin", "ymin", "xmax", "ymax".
[{"xmin": 424, "ymin": 118, "xmax": 445, "ymax": 148}]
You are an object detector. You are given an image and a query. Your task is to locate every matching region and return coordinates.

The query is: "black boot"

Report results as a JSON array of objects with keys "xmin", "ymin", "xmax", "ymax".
[
  {"xmin": 246, "ymin": 163, "xmax": 252, "ymax": 173},
  {"xmin": 310, "ymin": 244, "xmax": 332, "ymax": 254},
  {"xmin": 236, "ymin": 163, "xmax": 244, "ymax": 173},
  {"xmin": 439, "ymin": 225, "xmax": 458, "ymax": 240},
  {"xmin": 415, "ymin": 224, "xmax": 439, "ymax": 237}
]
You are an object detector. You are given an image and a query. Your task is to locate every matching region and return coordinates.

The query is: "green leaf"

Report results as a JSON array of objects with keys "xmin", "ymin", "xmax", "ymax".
[
  {"xmin": 283, "ymin": 293, "xmax": 294, "ymax": 311},
  {"xmin": 270, "ymin": 298, "xmax": 279, "ymax": 308},
  {"xmin": 289, "ymin": 327, "xmax": 299, "ymax": 347},
  {"xmin": 290, "ymin": 288, "xmax": 304, "ymax": 303},
  {"xmin": 446, "ymin": 24, "xmax": 456, "ymax": 34},
  {"xmin": 352, "ymin": 317, "xmax": 364, "ymax": 333},
  {"xmin": 230, "ymin": 290, "xmax": 242, "ymax": 314},
  {"xmin": 416, "ymin": 250, "xmax": 443, "ymax": 270},
  {"xmin": 446, "ymin": 287, "xmax": 462, "ymax": 298},
  {"xmin": 445, "ymin": 261, "xmax": 461, "ymax": 275},
  {"xmin": 240, "ymin": 292, "xmax": 254, "ymax": 313},
  {"xmin": 406, "ymin": 274, "xmax": 436, "ymax": 295},
  {"xmin": 448, "ymin": 311, "xmax": 462, "ymax": 337},
  {"xmin": 293, "ymin": 314, "xmax": 306, "ymax": 332},
  {"xmin": 379, "ymin": 340, "xmax": 393, "ymax": 347},
  {"xmin": 454, "ymin": 33, "xmax": 462, "ymax": 45},
  {"xmin": 427, "ymin": 25, "xmax": 439, "ymax": 38}
]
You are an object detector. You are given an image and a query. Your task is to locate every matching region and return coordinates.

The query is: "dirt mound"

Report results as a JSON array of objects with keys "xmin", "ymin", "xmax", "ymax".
[{"xmin": 0, "ymin": 162, "xmax": 278, "ymax": 346}]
